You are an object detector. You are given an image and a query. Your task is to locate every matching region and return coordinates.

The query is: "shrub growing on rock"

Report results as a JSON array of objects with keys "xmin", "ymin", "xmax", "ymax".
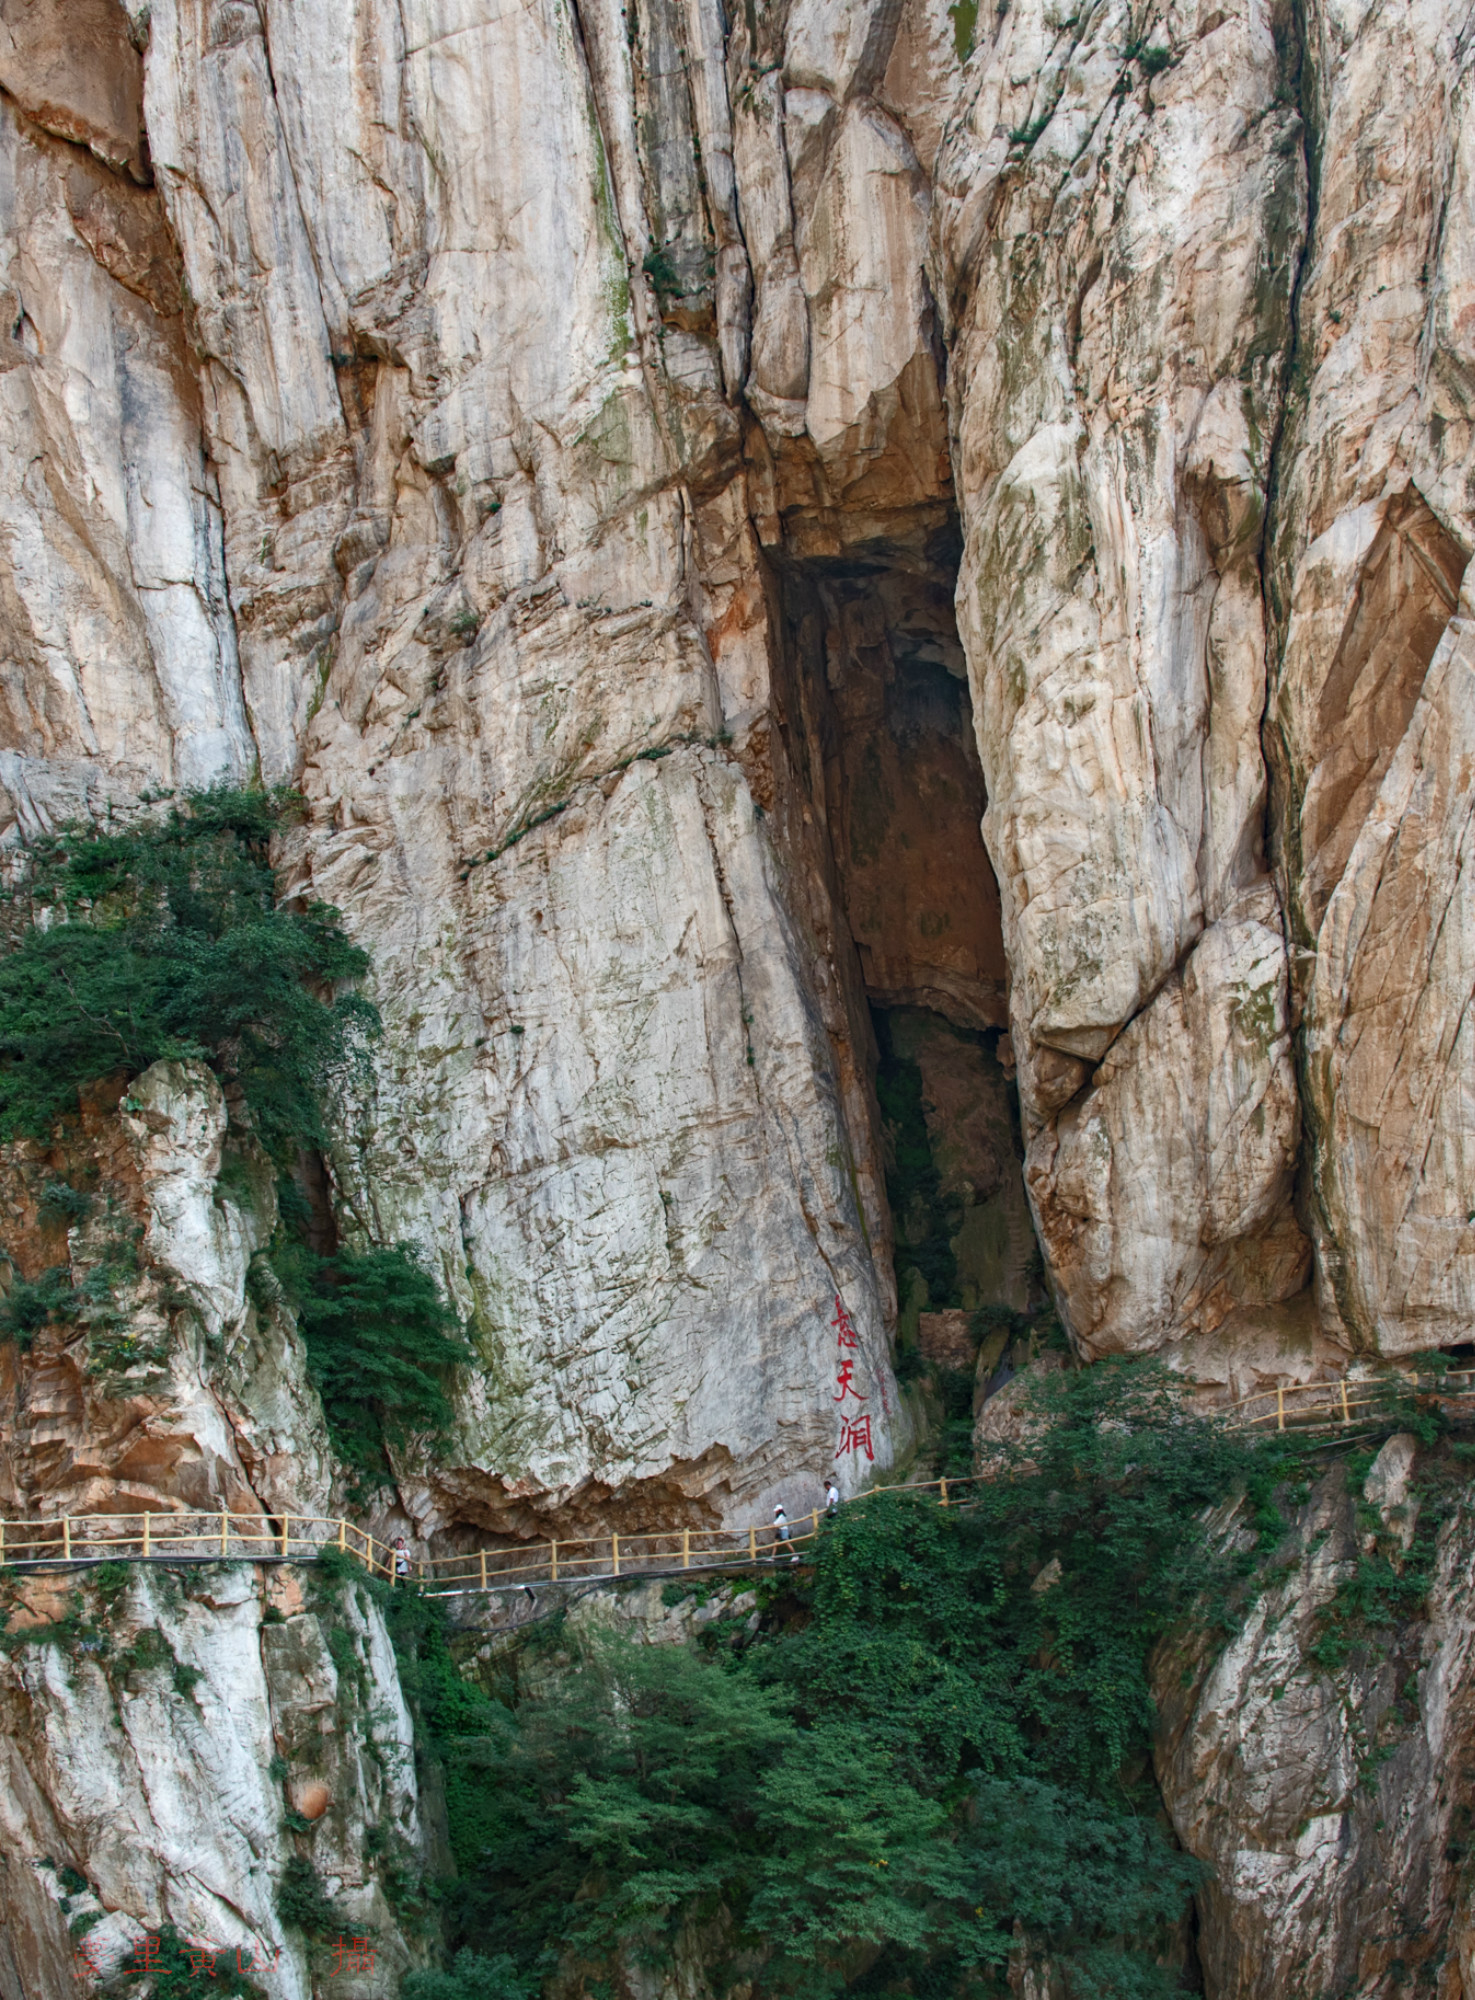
[
  {"xmin": 0, "ymin": 1262, "xmax": 79, "ymax": 1349},
  {"xmin": 270, "ymin": 1239, "xmax": 469, "ymax": 1483},
  {"xmin": 0, "ymin": 789, "xmax": 466, "ymax": 1476},
  {"xmin": 108, "ymin": 1923, "xmax": 264, "ymax": 1999},
  {"xmin": 0, "ymin": 785, "xmax": 375, "ymax": 1157},
  {"xmin": 402, "ymin": 1953, "xmax": 531, "ymax": 2000}
]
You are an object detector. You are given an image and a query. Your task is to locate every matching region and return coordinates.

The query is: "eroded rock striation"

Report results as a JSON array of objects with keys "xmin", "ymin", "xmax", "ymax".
[
  {"xmin": 1156, "ymin": 1432, "xmax": 1475, "ymax": 1997},
  {"xmin": 1, "ymin": 0, "xmax": 1474, "ymax": 1989},
  {"xmin": 0, "ymin": 1560, "xmax": 422, "ymax": 2000},
  {"xmin": 0, "ymin": 0, "xmax": 1469, "ymax": 1518}
]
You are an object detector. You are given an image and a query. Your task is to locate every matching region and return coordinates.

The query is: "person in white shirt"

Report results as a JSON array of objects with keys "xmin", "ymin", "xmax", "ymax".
[
  {"xmin": 825, "ymin": 1480, "xmax": 840, "ymax": 1518},
  {"xmin": 772, "ymin": 1505, "xmax": 799, "ymax": 1564}
]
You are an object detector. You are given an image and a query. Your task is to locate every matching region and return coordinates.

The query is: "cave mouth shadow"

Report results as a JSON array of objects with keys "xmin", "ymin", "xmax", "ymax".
[{"xmin": 769, "ymin": 520, "xmax": 1051, "ymax": 1394}]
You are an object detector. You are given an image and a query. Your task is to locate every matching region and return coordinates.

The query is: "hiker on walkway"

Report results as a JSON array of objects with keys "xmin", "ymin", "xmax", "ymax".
[
  {"xmin": 393, "ymin": 1537, "xmax": 411, "ymax": 1581},
  {"xmin": 773, "ymin": 1505, "xmax": 799, "ymax": 1565},
  {"xmin": 825, "ymin": 1479, "xmax": 840, "ymax": 1519}
]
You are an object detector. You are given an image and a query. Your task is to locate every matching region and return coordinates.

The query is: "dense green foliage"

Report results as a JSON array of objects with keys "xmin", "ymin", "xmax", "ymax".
[
  {"xmin": 0, "ymin": 786, "xmax": 374, "ymax": 1156},
  {"xmin": 402, "ymin": 1954, "xmax": 532, "ymax": 2000},
  {"xmin": 269, "ymin": 1239, "xmax": 469, "ymax": 1480},
  {"xmin": 389, "ymin": 1364, "xmax": 1287, "ymax": 2000},
  {"xmin": 37, "ymin": 1174, "xmax": 93, "ymax": 1226},
  {"xmin": 276, "ymin": 1855, "xmax": 343, "ymax": 1938},
  {"xmin": 931, "ymin": 1354, "xmax": 983, "ymax": 1478},
  {"xmin": 0, "ymin": 1262, "xmax": 80, "ymax": 1349},
  {"xmin": 106, "ymin": 1923, "xmax": 264, "ymax": 1999}
]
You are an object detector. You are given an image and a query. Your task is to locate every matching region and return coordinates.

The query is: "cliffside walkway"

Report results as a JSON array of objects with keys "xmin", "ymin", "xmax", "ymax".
[
  {"xmin": 4, "ymin": 1367, "xmax": 1472, "ymax": 1592},
  {"xmin": 1221, "ymin": 1366, "xmax": 1475, "ymax": 1434},
  {"xmin": 0, "ymin": 1499, "xmax": 849, "ymax": 1590}
]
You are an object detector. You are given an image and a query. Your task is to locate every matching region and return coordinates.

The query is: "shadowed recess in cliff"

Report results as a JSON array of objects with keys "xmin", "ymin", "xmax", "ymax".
[
  {"xmin": 772, "ymin": 522, "xmax": 1007, "ymax": 1034},
  {"xmin": 873, "ymin": 1006, "xmax": 1036, "ymax": 1336},
  {"xmin": 765, "ymin": 520, "xmax": 1042, "ymax": 1386}
]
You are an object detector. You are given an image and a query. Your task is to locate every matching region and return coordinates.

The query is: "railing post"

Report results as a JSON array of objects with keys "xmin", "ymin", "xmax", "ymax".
[
  {"xmin": 683, "ymin": 1529, "xmax": 690, "ymax": 1569},
  {"xmin": 1340, "ymin": 1379, "xmax": 1350, "ymax": 1425},
  {"xmin": 940, "ymin": 1478, "xmax": 949, "ymax": 1508},
  {"xmin": 142, "ymin": 1512, "xmax": 150, "ymax": 1560},
  {"xmin": 748, "ymin": 1526, "xmax": 757, "ymax": 1562},
  {"xmin": 550, "ymin": 1539, "xmax": 558, "ymax": 1581},
  {"xmin": 1276, "ymin": 1385, "xmax": 1285, "ymax": 1433},
  {"xmin": 281, "ymin": 1513, "xmax": 290, "ymax": 1559},
  {"xmin": 611, "ymin": 1533, "xmax": 620, "ymax": 1577},
  {"xmin": 338, "ymin": 1519, "xmax": 347, "ymax": 1553},
  {"xmin": 63, "ymin": 1516, "xmax": 72, "ymax": 1562},
  {"xmin": 0, "ymin": 1516, "xmax": 5, "ymax": 1567},
  {"xmin": 480, "ymin": 1549, "xmax": 488, "ymax": 1591},
  {"xmin": 221, "ymin": 1512, "xmax": 229, "ymax": 1558}
]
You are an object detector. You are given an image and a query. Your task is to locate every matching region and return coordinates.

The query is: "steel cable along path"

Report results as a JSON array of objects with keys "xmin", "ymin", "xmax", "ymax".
[{"xmin": 3, "ymin": 1367, "xmax": 1473, "ymax": 1594}]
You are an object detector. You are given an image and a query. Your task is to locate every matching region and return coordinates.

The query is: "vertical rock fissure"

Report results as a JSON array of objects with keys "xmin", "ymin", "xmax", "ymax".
[
  {"xmin": 768, "ymin": 523, "xmax": 1041, "ymax": 1365},
  {"xmin": 1259, "ymin": 0, "xmax": 1320, "ymax": 714}
]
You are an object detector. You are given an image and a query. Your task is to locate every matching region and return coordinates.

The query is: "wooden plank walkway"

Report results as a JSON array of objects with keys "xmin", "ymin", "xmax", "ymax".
[{"xmin": 3, "ymin": 1367, "xmax": 1471, "ymax": 1593}]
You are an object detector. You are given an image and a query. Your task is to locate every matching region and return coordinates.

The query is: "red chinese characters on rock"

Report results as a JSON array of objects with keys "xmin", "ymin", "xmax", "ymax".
[
  {"xmin": 833, "ymin": 1357, "xmax": 864, "ymax": 1403},
  {"xmin": 831, "ymin": 1296, "xmax": 874, "ymax": 1462},
  {"xmin": 127, "ymin": 1937, "xmax": 163, "ymax": 1978},
  {"xmin": 80, "ymin": 1936, "xmax": 284, "ymax": 1985},
  {"xmin": 332, "ymin": 1937, "xmax": 377, "ymax": 1976},
  {"xmin": 832, "ymin": 1296, "xmax": 861, "ymax": 1352},
  {"xmin": 837, "ymin": 1412, "xmax": 874, "ymax": 1460}
]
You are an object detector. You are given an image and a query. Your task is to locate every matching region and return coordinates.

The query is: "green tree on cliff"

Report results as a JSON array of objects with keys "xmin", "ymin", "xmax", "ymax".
[{"xmin": 0, "ymin": 784, "xmax": 375, "ymax": 1157}]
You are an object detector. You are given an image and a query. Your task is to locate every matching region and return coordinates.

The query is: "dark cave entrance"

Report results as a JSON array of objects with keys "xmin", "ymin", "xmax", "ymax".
[{"xmin": 769, "ymin": 518, "xmax": 1048, "ymax": 1424}]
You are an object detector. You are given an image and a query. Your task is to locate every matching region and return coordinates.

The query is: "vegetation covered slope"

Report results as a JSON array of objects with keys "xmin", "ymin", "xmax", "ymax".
[
  {"xmin": 0, "ymin": 787, "xmax": 466, "ymax": 1474},
  {"xmin": 0, "ymin": 786, "xmax": 373, "ymax": 1156},
  {"xmin": 388, "ymin": 1365, "xmax": 1304, "ymax": 2000}
]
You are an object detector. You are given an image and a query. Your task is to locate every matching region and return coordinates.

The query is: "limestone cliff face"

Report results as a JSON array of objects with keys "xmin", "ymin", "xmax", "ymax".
[
  {"xmin": 1155, "ymin": 1433, "xmax": 1475, "ymax": 1998},
  {"xmin": 0, "ymin": 2, "xmax": 1474, "ymax": 1988},
  {"xmin": 940, "ymin": 0, "xmax": 1473, "ymax": 1362},
  {"xmin": 0, "ymin": 1561, "xmax": 423, "ymax": 2000},
  {"xmin": 3, "ymin": 0, "xmax": 1469, "ymax": 1520}
]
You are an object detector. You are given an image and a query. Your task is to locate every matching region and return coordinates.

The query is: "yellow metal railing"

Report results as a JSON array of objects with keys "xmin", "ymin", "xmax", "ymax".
[
  {"xmin": 2, "ymin": 1369, "xmax": 1472, "ymax": 1590},
  {"xmin": 1222, "ymin": 1368, "xmax": 1475, "ymax": 1433},
  {"xmin": 0, "ymin": 1510, "xmax": 396, "ymax": 1577},
  {"xmin": 0, "ymin": 1481, "xmax": 980, "ymax": 1593}
]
